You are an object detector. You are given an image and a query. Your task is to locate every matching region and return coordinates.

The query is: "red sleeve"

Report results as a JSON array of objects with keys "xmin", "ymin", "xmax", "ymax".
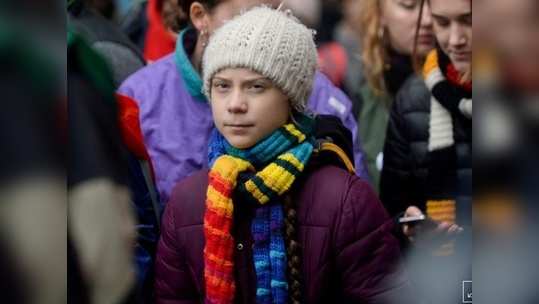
[{"xmin": 116, "ymin": 93, "xmax": 150, "ymax": 160}]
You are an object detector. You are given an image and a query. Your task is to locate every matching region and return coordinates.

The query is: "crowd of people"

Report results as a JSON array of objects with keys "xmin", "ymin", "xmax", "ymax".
[{"xmin": 67, "ymin": 0, "xmax": 472, "ymax": 303}]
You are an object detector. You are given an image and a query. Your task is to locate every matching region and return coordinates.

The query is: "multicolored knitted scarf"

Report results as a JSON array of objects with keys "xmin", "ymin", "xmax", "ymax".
[
  {"xmin": 204, "ymin": 117, "xmax": 314, "ymax": 304},
  {"xmin": 423, "ymin": 49, "xmax": 472, "ymax": 151}
]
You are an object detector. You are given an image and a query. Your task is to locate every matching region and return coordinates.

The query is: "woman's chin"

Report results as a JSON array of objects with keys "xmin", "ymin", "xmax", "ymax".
[
  {"xmin": 451, "ymin": 59, "xmax": 471, "ymax": 76},
  {"xmin": 225, "ymin": 136, "xmax": 257, "ymax": 150}
]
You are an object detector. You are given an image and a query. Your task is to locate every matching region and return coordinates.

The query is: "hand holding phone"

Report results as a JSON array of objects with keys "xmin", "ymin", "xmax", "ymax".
[
  {"xmin": 399, "ymin": 214, "xmax": 438, "ymax": 230},
  {"xmin": 399, "ymin": 206, "xmax": 462, "ymax": 243}
]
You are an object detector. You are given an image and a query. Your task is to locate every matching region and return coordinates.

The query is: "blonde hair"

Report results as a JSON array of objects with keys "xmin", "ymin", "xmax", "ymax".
[{"xmin": 358, "ymin": 0, "xmax": 388, "ymax": 96}]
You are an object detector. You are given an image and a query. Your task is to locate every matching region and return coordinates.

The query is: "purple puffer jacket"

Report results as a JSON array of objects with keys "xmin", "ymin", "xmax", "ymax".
[
  {"xmin": 154, "ymin": 164, "xmax": 413, "ymax": 304},
  {"xmin": 117, "ymin": 32, "xmax": 369, "ymax": 204}
]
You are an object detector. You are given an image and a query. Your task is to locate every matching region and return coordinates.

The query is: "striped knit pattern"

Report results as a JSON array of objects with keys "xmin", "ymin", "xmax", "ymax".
[
  {"xmin": 204, "ymin": 119, "xmax": 314, "ymax": 304},
  {"xmin": 426, "ymin": 199, "xmax": 456, "ymax": 256},
  {"xmin": 205, "ymin": 156, "xmax": 253, "ymax": 304},
  {"xmin": 426, "ymin": 200, "xmax": 456, "ymax": 224},
  {"xmin": 238, "ymin": 141, "xmax": 312, "ymax": 304},
  {"xmin": 423, "ymin": 49, "xmax": 472, "ymax": 152}
]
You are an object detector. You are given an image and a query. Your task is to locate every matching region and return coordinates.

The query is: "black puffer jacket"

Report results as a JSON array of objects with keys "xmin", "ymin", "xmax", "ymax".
[{"xmin": 379, "ymin": 76, "xmax": 471, "ymax": 226}]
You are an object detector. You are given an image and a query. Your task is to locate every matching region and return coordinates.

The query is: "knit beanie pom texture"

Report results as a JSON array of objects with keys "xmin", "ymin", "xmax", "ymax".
[{"xmin": 202, "ymin": 6, "xmax": 318, "ymax": 112}]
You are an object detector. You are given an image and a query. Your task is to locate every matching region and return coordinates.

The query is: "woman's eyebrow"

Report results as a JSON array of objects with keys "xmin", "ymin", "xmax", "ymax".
[
  {"xmin": 243, "ymin": 77, "xmax": 270, "ymax": 82},
  {"xmin": 457, "ymin": 12, "xmax": 472, "ymax": 21},
  {"xmin": 212, "ymin": 77, "xmax": 230, "ymax": 82},
  {"xmin": 431, "ymin": 13, "xmax": 449, "ymax": 20},
  {"xmin": 240, "ymin": 77, "xmax": 272, "ymax": 86}
]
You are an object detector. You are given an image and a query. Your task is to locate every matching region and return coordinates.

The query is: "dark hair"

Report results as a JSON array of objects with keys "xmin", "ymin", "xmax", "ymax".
[
  {"xmin": 284, "ymin": 194, "xmax": 302, "ymax": 304},
  {"xmin": 162, "ymin": 0, "xmax": 224, "ymax": 32},
  {"xmin": 177, "ymin": 0, "xmax": 222, "ymax": 16},
  {"xmin": 162, "ymin": 0, "xmax": 187, "ymax": 32},
  {"xmin": 412, "ymin": 0, "xmax": 429, "ymax": 72}
]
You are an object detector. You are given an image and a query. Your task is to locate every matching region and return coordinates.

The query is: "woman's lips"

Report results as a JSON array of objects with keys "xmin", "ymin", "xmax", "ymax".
[
  {"xmin": 417, "ymin": 34, "xmax": 435, "ymax": 45},
  {"xmin": 225, "ymin": 123, "xmax": 254, "ymax": 127},
  {"xmin": 225, "ymin": 124, "xmax": 254, "ymax": 134}
]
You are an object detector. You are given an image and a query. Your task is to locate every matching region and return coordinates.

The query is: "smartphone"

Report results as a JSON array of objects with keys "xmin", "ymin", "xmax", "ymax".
[
  {"xmin": 398, "ymin": 214, "xmax": 426, "ymax": 224},
  {"xmin": 398, "ymin": 215, "xmax": 439, "ymax": 231}
]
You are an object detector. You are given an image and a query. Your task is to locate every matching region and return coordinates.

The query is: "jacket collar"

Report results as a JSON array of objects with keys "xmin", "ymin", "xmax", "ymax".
[{"xmin": 175, "ymin": 27, "xmax": 206, "ymax": 102}]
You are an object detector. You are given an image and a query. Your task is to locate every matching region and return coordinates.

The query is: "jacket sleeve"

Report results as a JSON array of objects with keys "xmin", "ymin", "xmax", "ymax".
[
  {"xmin": 308, "ymin": 72, "xmax": 370, "ymax": 181},
  {"xmin": 379, "ymin": 91, "xmax": 414, "ymax": 217},
  {"xmin": 328, "ymin": 84, "xmax": 370, "ymax": 181},
  {"xmin": 116, "ymin": 93, "xmax": 151, "ymax": 160},
  {"xmin": 154, "ymin": 200, "xmax": 200, "ymax": 304},
  {"xmin": 335, "ymin": 177, "xmax": 414, "ymax": 304}
]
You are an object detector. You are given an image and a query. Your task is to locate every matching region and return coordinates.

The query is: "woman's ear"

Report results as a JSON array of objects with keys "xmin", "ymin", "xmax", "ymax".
[{"xmin": 189, "ymin": 2, "xmax": 211, "ymax": 32}]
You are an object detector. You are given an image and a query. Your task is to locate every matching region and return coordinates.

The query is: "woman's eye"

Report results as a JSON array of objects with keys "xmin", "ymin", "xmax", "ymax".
[
  {"xmin": 434, "ymin": 17, "xmax": 450, "ymax": 28},
  {"xmin": 398, "ymin": 0, "xmax": 417, "ymax": 10},
  {"xmin": 213, "ymin": 83, "xmax": 230, "ymax": 91},
  {"xmin": 248, "ymin": 84, "xmax": 265, "ymax": 93},
  {"xmin": 461, "ymin": 16, "xmax": 472, "ymax": 26}
]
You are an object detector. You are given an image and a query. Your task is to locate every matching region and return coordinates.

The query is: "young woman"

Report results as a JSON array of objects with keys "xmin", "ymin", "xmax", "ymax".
[
  {"xmin": 117, "ymin": 0, "xmax": 369, "ymax": 206},
  {"xmin": 380, "ymin": 0, "xmax": 471, "ymax": 301},
  {"xmin": 355, "ymin": 0, "xmax": 435, "ymax": 191},
  {"xmin": 381, "ymin": 0, "xmax": 471, "ymax": 240},
  {"xmin": 116, "ymin": 1, "xmax": 368, "ymax": 300},
  {"xmin": 154, "ymin": 6, "xmax": 412, "ymax": 304}
]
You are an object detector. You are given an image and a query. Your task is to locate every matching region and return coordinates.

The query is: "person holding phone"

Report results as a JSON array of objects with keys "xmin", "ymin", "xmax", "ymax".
[
  {"xmin": 381, "ymin": 0, "xmax": 471, "ymax": 248},
  {"xmin": 380, "ymin": 0, "xmax": 471, "ymax": 303}
]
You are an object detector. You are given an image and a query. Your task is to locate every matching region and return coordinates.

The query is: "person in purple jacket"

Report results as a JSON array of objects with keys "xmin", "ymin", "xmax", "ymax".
[
  {"xmin": 116, "ymin": 0, "xmax": 369, "ymax": 205},
  {"xmin": 154, "ymin": 6, "xmax": 412, "ymax": 304}
]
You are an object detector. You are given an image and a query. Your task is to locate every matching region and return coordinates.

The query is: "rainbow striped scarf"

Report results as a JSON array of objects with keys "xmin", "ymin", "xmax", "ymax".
[{"xmin": 204, "ymin": 118, "xmax": 314, "ymax": 304}]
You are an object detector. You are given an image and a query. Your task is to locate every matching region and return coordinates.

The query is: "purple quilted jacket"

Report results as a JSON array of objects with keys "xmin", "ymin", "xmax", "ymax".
[{"xmin": 154, "ymin": 164, "xmax": 414, "ymax": 303}]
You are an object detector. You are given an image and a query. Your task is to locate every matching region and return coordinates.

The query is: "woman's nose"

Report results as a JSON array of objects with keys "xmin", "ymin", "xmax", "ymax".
[
  {"xmin": 227, "ymin": 90, "xmax": 248, "ymax": 113},
  {"xmin": 449, "ymin": 24, "xmax": 467, "ymax": 48}
]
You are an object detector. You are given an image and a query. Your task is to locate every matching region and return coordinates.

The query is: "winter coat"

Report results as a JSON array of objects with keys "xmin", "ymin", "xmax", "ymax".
[
  {"xmin": 154, "ymin": 163, "xmax": 413, "ymax": 304},
  {"xmin": 355, "ymin": 51, "xmax": 416, "ymax": 193},
  {"xmin": 380, "ymin": 76, "xmax": 472, "ymax": 225},
  {"xmin": 116, "ymin": 28, "xmax": 369, "ymax": 205},
  {"xmin": 319, "ymin": 30, "xmax": 416, "ymax": 192}
]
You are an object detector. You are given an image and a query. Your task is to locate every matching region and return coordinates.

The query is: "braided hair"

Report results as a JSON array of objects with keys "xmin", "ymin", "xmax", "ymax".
[{"xmin": 284, "ymin": 194, "xmax": 302, "ymax": 304}]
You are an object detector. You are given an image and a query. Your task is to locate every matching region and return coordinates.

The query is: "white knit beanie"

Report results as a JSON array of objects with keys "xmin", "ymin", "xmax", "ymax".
[{"xmin": 202, "ymin": 6, "xmax": 318, "ymax": 112}]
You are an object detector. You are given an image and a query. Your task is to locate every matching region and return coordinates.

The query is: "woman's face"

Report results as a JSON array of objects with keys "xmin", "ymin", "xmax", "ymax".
[
  {"xmin": 430, "ymin": 0, "xmax": 472, "ymax": 74},
  {"xmin": 381, "ymin": 0, "xmax": 435, "ymax": 56},
  {"xmin": 210, "ymin": 68, "xmax": 290, "ymax": 149}
]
